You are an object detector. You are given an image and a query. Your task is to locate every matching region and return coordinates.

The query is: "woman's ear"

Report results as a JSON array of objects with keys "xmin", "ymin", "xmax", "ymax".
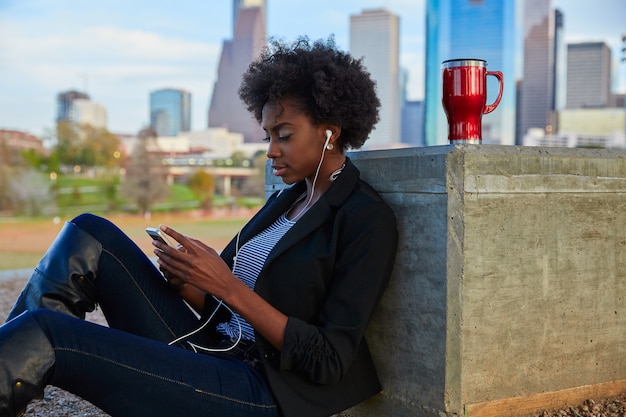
[
  {"xmin": 324, "ymin": 126, "xmax": 341, "ymax": 151},
  {"xmin": 323, "ymin": 125, "xmax": 341, "ymax": 142}
]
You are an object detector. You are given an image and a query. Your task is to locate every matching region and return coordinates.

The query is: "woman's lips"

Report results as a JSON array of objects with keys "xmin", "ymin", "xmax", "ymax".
[{"xmin": 271, "ymin": 165, "xmax": 286, "ymax": 176}]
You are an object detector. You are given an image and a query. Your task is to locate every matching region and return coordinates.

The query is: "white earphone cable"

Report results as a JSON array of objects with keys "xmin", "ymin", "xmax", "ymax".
[
  {"xmin": 167, "ymin": 295, "xmax": 242, "ymax": 353},
  {"xmin": 290, "ymin": 130, "xmax": 331, "ymax": 221},
  {"xmin": 169, "ymin": 131, "xmax": 332, "ymax": 352}
]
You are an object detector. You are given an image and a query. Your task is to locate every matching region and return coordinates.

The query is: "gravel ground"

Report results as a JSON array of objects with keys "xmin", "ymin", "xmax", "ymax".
[{"xmin": 0, "ymin": 273, "xmax": 624, "ymax": 417}]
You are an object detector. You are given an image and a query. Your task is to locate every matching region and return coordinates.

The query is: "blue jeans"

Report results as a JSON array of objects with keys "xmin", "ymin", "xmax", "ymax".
[{"xmin": 29, "ymin": 213, "xmax": 279, "ymax": 417}]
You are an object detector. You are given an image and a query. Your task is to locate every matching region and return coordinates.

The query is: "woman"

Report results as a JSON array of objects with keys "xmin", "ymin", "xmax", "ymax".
[{"xmin": 0, "ymin": 37, "xmax": 397, "ymax": 417}]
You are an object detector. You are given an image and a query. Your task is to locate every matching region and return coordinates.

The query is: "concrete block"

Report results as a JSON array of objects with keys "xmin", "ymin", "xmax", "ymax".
[{"xmin": 266, "ymin": 145, "xmax": 626, "ymax": 416}]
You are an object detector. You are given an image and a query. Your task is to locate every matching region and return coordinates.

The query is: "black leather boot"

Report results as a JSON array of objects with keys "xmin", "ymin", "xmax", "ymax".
[
  {"xmin": 5, "ymin": 221, "xmax": 102, "ymax": 322},
  {"xmin": 0, "ymin": 312, "xmax": 55, "ymax": 417}
]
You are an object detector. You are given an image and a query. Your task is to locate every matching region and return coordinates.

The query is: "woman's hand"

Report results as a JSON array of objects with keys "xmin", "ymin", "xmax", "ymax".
[
  {"xmin": 159, "ymin": 261, "xmax": 186, "ymax": 289},
  {"xmin": 153, "ymin": 225, "xmax": 289, "ymax": 350},
  {"xmin": 152, "ymin": 225, "xmax": 238, "ymax": 301}
]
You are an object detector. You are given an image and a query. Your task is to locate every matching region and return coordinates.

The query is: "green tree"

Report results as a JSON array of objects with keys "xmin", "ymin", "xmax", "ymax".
[
  {"xmin": 46, "ymin": 151, "xmax": 61, "ymax": 175},
  {"xmin": 21, "ymin": 148, "xmax": 43, "ymax": 169},
  {"xmin": 120, "ymin": 127, "xmax": 169, "ymax": 216},
  {"xmin": 81, "ymin": 124, "xmax": 122, "ymax": 167},
  {"xmin": 54, "ymin": 121, "xmax": 121, "ymax": 168},
  {"xmin": 55, "ymin": 120, "xmax": 82, "ymax": 166},
  {"xmin": 101, "ymin": 173, "xmax": 121, "ymax": 211},
  {"xmin": 188, "ymin": 170, "xmax": 215, "ymax": 211},
  {"xmin": 0, "ymin": 139, "xmax": 14, "ymax": 211},
  {"xmin": 0, "ymin": 137, "xmax": 57, "ymax": 215},
  {"xmin": 230, "ymin": 151, "xmax": 247, "ymax": 166},
  {"xmin": 0, "ymin": 135, "xmax": 24, "ymax": 212}
]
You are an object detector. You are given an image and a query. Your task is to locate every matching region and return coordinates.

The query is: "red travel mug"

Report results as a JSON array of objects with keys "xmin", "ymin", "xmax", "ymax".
[{"xmin": 442, "ymin": 59, "xmax": 504, "ymax": 144}]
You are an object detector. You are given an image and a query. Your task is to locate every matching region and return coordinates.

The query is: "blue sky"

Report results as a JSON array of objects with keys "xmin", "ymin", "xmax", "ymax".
[{"xmin": 0, "ymin": 0, "xmax": 624, "ymax": 137}]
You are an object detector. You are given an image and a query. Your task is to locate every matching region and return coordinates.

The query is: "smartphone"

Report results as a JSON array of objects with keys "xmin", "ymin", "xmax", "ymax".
[{"xmin": 146, "ymin": 227, "xmax": 177, "ymax": 248}]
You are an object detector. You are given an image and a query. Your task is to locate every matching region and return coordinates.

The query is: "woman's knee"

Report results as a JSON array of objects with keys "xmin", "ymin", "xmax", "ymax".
[
  {"xmin": 28, "ymin": 309, "xmax": 65, "ymax": 340},
  {"xmin": 71, "ymin": 213, "xmax": 107, "ymax": 231},
  {"xmin": 70, "ymin": 213, "xmax": 124, "ymax": 243}
]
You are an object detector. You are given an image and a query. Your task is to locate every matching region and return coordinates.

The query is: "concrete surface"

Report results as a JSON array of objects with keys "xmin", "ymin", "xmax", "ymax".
[{"xmin": 267, "ymin": 145, "xmax": 626, "ymax": 417}]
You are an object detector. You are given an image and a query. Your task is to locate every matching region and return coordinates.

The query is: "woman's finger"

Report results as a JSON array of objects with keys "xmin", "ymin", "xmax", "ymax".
[{"xmin": 159, "ymin": 225, "xmax": 191, "ymax": 247}]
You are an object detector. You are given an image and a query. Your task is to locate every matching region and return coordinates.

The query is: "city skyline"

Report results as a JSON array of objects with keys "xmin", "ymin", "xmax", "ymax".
[{"xmin": 0, "ymin": 0, "xmax": 624, "ymax": 137}]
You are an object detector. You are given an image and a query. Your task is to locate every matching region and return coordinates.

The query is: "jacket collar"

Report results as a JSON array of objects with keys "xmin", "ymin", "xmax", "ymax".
[{"xmin": 235, "ymin": 157, "xmax": 360, "ymax": 262}]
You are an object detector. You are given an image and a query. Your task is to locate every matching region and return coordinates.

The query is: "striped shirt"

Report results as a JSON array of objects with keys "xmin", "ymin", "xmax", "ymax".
[{"xmin": 216, "ymin": 213, "xmax": 296, "ymax": 341}]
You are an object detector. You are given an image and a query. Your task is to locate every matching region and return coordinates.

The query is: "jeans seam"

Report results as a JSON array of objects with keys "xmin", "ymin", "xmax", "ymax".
[
  {"xmin": 102, "ymin": 248, "xmax": 179, "ymax": 340},
  {"xmin": 55, "ymin": 347, "xmax": 277, "ymax": 409}
]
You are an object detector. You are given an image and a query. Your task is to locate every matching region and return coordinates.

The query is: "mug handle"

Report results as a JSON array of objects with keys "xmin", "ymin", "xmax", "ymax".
[{"xmin": 483, "ymin": 71, "xmax": 504, "ymax": 114}]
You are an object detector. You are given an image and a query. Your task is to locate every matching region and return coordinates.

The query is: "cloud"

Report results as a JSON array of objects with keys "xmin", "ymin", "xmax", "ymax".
[
  {"xmin": 0, "ymin": 16, "xmax": 221, "ymax": 133},
  {"xmin": 82, "ymin": 26, "xmax": 217, "ymax": 61},
  {"xmin": 2, "ymin": 22, "xmax": 219, "ymax": 86}
]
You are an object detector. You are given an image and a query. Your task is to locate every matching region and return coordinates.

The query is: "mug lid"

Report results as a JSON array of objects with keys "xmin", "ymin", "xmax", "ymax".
[{"xmin": 441, "ymin": 59, "xmax": 487, "ymax": 69}]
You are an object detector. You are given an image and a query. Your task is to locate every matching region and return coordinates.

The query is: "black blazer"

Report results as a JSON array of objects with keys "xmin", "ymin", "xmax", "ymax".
[{"xmin": 214, "ymin": 158, "xmax": 398, "ymax": 417}]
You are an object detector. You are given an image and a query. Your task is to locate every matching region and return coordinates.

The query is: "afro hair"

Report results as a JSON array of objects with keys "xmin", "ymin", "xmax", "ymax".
[{"xmin": 238, "ymin": 36, "xmax": 380, "ymax": 150}]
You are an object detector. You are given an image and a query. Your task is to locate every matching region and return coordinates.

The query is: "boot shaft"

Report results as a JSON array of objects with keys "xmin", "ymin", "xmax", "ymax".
[
  {"xmin": 6, "ymin": 221, "xmax": 102, "ymax": 322},
  {"xmin": 0, "ymin": 312, "xmax": 55, "ymax": 417}
]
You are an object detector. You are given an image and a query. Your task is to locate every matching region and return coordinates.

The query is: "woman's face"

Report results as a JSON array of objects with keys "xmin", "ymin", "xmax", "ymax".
[{"xmin": 262, "ymin": 98, "xmax": 328, "ymax": 185}]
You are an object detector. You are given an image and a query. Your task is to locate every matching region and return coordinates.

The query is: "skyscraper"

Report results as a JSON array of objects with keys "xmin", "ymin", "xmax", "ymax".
[
  {"xmin": 424, "ymin": 0, "xmax": 517, "ymax": 145},
  {"xmin": 70, "ymin": 99, "xmax": 107, "ymax": 129},
  {"xmin": 350, "ymin": 9, "xmax": 401, "ymax": 149},
  {"xmin": 518, "ymin": 0, "xmax": 563, "ymax": 143},
  {"xmin": 232, "ymin": 0, "xmax": 265, "ymax": 34},
  {"xmin": 402, "ymin": 101, "xmax": 425, "ymax": 146},
  {"xmin": 566, "ymin": 42, "xmax": 612, "ymax": 109},
  {"xmin": 208, "ymin": 1, "xmax": 266, "ymax": 143},
  {"xmin": 553, "ymin": 9, "xmax": 566, "ymax": 114},
  {"xmin": 56, "ymin": 90, "xmax": 89, "ymax": 123},
  {"xmin": 149, "ymin": 89, "xmax": 192, "ymax": 137}
]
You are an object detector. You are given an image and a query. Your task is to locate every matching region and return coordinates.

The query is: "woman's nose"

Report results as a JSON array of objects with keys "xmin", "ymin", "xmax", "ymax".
[{"xmin": 266, "ymin": 140, "xmax": 280, "ymax": 159}]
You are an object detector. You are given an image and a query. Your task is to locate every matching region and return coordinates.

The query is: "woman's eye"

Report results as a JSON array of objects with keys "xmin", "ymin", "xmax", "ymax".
[{"xmin": 263, "ymin": 134, "xmax": 292, "ymax": 142}]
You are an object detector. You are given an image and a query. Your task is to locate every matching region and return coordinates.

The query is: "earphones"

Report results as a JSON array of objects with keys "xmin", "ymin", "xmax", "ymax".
[
  {"xmin": 324, "ymin": 130, "xmax": 333, "ymax": 150},
  {"xmin": 171, "ymin": 129, "xmax": 337, "ymax": 351},
  {"xmin": 167, "ymin": 295, "xmax": 242, "ymax": 353}
]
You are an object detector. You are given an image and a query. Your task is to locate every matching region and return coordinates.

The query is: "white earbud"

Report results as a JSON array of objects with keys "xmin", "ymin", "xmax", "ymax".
[{"xmin": 324, "ymin": 130, "xmax": 333, "ymax": 150}]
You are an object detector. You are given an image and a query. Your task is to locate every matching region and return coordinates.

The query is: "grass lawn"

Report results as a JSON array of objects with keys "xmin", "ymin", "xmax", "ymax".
[{"xmin": 0, "ymin": 210, "xmax": 252, "ymax": 271}]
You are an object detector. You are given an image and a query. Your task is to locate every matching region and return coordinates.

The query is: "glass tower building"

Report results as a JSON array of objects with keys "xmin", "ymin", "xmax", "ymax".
[
  {"xmin": 56, "ymin": 90, "xmax": 89, "ymax": 123},
  {"xmin": 424, "ymin": 0, "xmax": 517, "ymax": 145},
  {"xmin": 149, "ymin": 89, "xmax": 191, "ymax": 137},
  {"xmin": 350, "ymin": 8, "xmax": 401, "ymax": 149}
]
